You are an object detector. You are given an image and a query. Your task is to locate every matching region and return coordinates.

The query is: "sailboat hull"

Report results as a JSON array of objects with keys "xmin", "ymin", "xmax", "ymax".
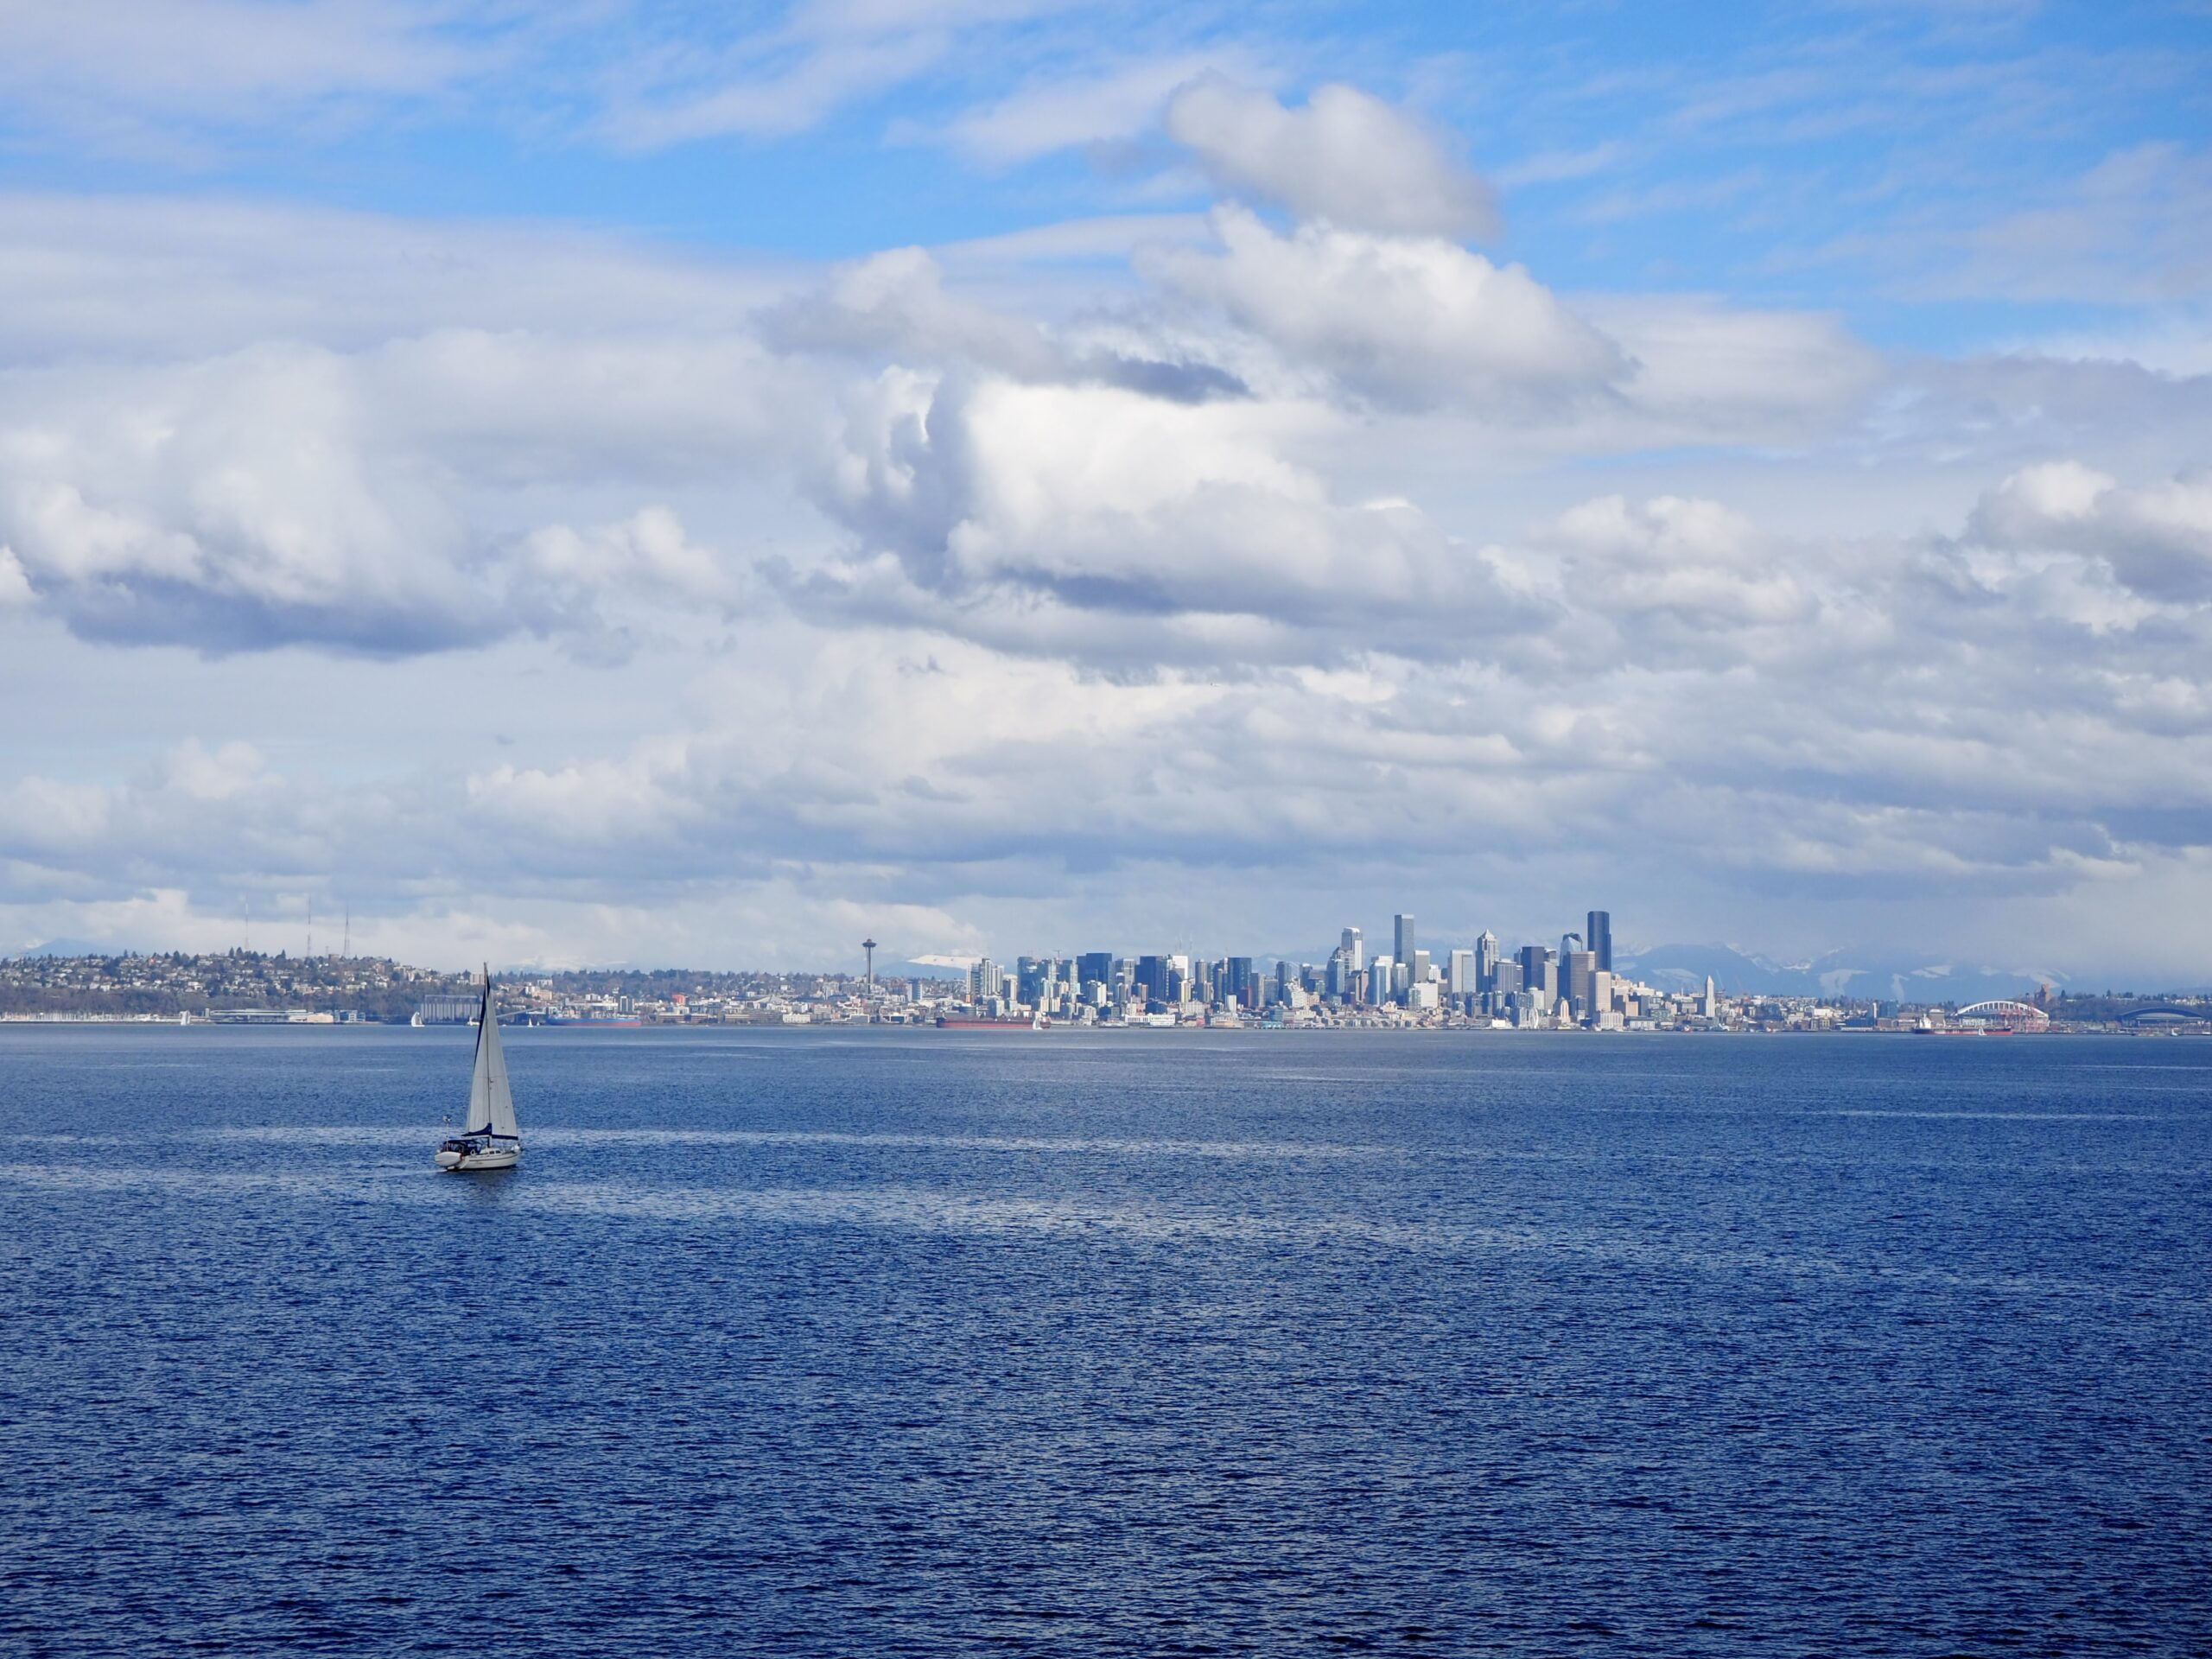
[{"xmin": 435, "ymin": 1139, "xmax": 521, "ymax": 1172}]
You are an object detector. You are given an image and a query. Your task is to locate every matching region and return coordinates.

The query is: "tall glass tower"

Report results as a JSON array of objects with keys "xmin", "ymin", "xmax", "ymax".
[{"xmin": 1586, "ymin": 911, "xmax": 1612, "ymax": 972}]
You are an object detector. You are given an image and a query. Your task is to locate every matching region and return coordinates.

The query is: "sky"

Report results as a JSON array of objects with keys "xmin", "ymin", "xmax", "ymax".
[{"xmin": 0, "ymin": 0, "xmax": 2209, "ymax": 981}]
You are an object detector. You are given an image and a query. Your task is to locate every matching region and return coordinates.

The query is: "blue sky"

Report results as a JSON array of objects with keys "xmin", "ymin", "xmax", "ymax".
[{"xmin": 0, "ymin": 0, "xmax": 2209, "ymax": 982}]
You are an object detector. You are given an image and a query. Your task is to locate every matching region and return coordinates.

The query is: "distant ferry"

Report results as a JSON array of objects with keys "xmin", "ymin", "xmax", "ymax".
[
  {"xmin": 935, "ymin": 1014, "xmax": 1045, "ymax": 1030},
  {"xmin": 547, "ymin": 1014, "xmax": 645, "ymax": 1027}
]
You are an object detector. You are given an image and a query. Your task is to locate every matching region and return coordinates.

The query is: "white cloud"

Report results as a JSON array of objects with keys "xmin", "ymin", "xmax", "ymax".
[
  {"xmin": 0, "ymin": 192, "xmax": 794, "ymax": 361},
  {"xmin": 0, "ymin": 0, "xmax": 480, "ymax": 149},
  {"xmin": 595, "ymin": 0, "xmax": 1084, "ymax": 150},
  {"xmin": 602, "ymin": 30, "xmax": 949, "ymax": 149},
  {"xmin": 1588, "ymin": 297, "xmax": 1884, "ymax": 437},
  {"xmin": 523, "ymin": 508, "xmax": 746, "ymax": 611},
  {"xmin": 1164, "ymin": 79, "xmax": 1497, "ymax": 238},
  {"xmin": 1968, "ymin": 462, "xmax": 2212, "ymax": 602},
  {"xmin": 938, "ymin": 51, "xmax": 1270, "ymax": 165},
  {"xmin": 1148, "ymin": 207, "xmax": 1623, "ymax": 410},
  {"xmin": 765, "ymin": 246, "xmax": 1062, "ymax": 377}
]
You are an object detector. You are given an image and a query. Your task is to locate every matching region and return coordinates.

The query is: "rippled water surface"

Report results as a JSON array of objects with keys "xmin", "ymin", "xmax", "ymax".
[{"xmin": 3, "ymin": 1027, "xmax": 2209, "ymax": 1656}]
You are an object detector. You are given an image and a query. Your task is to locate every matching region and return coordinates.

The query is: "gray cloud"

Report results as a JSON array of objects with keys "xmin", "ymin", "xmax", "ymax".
[
  {"xmin": 1164, "ymin": 79, "xmax": 1497, "ymax": 239},
  {"xmin": 1967, "ymin": 461, "xmax": 2212, "ymax": 604}
]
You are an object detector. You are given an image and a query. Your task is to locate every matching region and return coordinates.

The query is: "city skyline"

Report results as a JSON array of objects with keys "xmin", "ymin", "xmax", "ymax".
[
  {"xmin": 0, "ymin": 4, "xmax": 2208, "ymax": 982},
  {"xmin": 8, "ymin": 894, "xmax": 2190, "ymax": 1003}
]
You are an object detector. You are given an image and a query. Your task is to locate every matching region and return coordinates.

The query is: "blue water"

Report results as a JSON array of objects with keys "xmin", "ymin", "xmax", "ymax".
[{"xmin": 2, "ymin": 1028, "xmax": 2208, "ymax": 1656}]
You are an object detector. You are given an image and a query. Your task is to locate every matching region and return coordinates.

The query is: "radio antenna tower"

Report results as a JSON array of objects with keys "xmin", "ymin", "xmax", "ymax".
[{"xmin": 341, "ymin": 906, "xmax": 350, "ymax": 960}]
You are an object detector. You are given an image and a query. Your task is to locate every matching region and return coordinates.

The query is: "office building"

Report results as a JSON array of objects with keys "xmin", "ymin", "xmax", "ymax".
[
  {"xmin": 1518, "ymin": 944, "xmax": 1554, "ymax": 1006},
  {"xmin": 1586, "ymin": 911, "xmax": 1612, "ymax": 973},
  {"xmin": 1564, "ymin": 950, "xmax": 1598, "ymax": 1019},
  {"xmin": 1448, "ymin": 948, "xmax": 1475, "ymax": 997},
  {"xmin": 1474, "ymin": 931, "xmax": 1499, "ymax": 991},
  {"xmin": 1135, "ymin": 954, "xmax": 1170, "ymax": 1007}
]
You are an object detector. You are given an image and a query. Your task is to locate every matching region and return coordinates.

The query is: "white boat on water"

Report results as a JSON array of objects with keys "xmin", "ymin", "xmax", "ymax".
[{"xmin": 435, "ymin": 969, "xmax": 522, "ymax": 1172}]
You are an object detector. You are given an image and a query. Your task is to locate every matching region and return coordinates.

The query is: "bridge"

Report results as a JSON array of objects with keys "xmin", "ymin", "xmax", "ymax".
[{"xmin": 1954, "ymin": 1000, "xmax": 2051, "ymax": 1030}]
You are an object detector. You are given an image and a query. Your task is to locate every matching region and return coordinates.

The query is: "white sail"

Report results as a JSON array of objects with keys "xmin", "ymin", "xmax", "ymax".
[{"xmin": 466, "ymin": 972, "xmax": 519, "ymax": 1138}]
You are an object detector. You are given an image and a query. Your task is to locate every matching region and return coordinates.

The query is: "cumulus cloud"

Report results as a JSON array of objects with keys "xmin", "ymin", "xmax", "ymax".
[
  {"xmin": 0, "ymin": 344, "xmax": 484, "ymax": 653},
  {"xmin": 764, "ymin": 246, "xmax": 1064, "ymax": 377},
  {"xmin": 784, "ymin": 366, "xmax": 1548, "ymax": 658},
  {"xmin": 1530, "ymin": 494, "xmax": 1821, "ymax": 662},
  {"xmin": 1148, "ymin": 207, "xmax": 1624, "ymax": 410},
  {"xmin": 523, "ymin": 509, "xmax": 745, "ymax": 612},
  {"xmin": 0, "ymin": 322, "xmax": 802, "ymax": 654},
  {"xmin": 0, "ymin": 546, "xmax": 34, "ymax": 607},
  {"xmin": 1164, "ymin": 79, "xmax": 1497, "ymax": 239},
  {"xmin": 1967, "ymin": 463, "xmax": 2212, "ymax": 602}
]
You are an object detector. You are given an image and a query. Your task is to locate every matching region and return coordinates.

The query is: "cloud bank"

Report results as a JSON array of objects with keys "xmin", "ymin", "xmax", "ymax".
[{"xmin": 1, "ymin": 60, "xmax": 2209, "ymax": 981}]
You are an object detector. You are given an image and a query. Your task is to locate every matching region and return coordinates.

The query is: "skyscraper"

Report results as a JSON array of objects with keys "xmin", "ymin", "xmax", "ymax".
[
  {"xmin": 1474, "ymin": 930, "xmax": 1499, "ymax": 992},
  {"xmin": 1135, "ymin": 954, "xmax": 1171, "ymax": 1007},
  {"xmin": 1368, "ymin": 957, "xmax": 1395, "ymax": 1006},
  {"xmin": 1394, "ymin": 913, "xmax": 1415, "ymax": 968},
  {"xmin": 1518, "ymin": 944, "xmax": 1554, "ymax": 1005},
  {"xmin": 1586, "ymin": 911, "xmax": 1612, "ymax": 973},
  {"xmin": 1224, "ymin": 957, "xmax": 1257, "ymax": 1008},
  {"xmin": 1564, "ymin": 950, "xmax": 1598, "ymax": 1020},
  {"xmin": 1341, "ymin": 926, "xmax": 1364, "ymax": 973}
]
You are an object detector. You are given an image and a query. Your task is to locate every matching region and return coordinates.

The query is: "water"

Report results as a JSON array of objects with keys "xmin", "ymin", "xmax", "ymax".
[{"xmin": 2, "ymin": 1027, "xmax": 2208, "ymax": 1656}]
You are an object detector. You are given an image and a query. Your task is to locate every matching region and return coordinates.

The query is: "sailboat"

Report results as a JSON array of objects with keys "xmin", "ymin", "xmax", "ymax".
[{"xmin": 435, "ymin": 969, "xmax": 522, "ymax": 1171}]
